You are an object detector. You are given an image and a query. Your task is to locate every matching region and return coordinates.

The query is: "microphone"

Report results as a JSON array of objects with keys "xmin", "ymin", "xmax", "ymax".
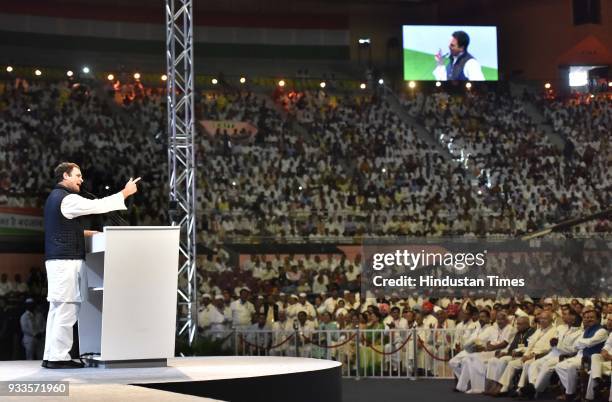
[{"xmin": 80, "ymin": 189, "xmax": 129, "ymax": 226}]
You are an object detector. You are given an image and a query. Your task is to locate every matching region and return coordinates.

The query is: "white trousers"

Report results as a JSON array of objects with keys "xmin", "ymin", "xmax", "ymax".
[
  {"xmin": 554, "ymin": 355, "xmax": 582, "ymax": 395},
  {"xmin": 487, "ymin": 355, "xmax": 513, "ymax": 382},
  {"xmin": 42, "ymin": 302, "xmax": 80, "ymax": 361},
  {"xmin": 586, "ymin": 354, "xmax": 612, "ymax": 401},
  {"xmin": 43, "ymin": 259, "xmax": 86, "ymax": 362}
]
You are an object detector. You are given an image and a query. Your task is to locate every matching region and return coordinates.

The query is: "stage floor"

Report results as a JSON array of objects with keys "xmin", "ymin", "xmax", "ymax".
[{"xmin": 0, "ymin": 356, "xmax": 342, "ymax": 401}]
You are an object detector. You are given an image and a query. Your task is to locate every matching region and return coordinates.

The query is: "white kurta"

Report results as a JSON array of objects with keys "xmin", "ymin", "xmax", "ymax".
[
  {"xmin": 457, "ymin": 324, "xmax": 516, "ymax": 393},
  {"xmin": 433, "ymin": 57, "xmax": 485, "ymax": 81},
  {"xmin": 526, "ymin": 326, "xmax": 582, "ymax": 393},
  {"xmin": 555, "ymin": 327, "xmax": 609, "ymax": 395},
  {"xmin": 586, "ymin": 332, "xmax": 612, "ymax": 400},
  {"xmin": 44, "ymin": 191, "xmax": 126, "ymax": 362},
  {"xmin": 46, "ymin": 192, "xmax": 126, "ymax": 303}
]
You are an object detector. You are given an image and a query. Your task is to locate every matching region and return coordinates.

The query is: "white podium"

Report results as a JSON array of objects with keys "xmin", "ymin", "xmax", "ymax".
[{"xmin": 79, "ymin": 226, "xmax": 180, "ymax": 368}]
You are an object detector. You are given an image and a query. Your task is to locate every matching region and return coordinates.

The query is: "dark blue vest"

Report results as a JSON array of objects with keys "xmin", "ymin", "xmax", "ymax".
[
  {"xmin": 446, "ymin": 52, "xmax": 474, "ymax": 81},
  {"xmin": 44, "ymin": 185, "xmax": 85, "ymax": 260},
  {"xmin": 582, "ymin": 324, "xmax": 606, "ymax": 358}
]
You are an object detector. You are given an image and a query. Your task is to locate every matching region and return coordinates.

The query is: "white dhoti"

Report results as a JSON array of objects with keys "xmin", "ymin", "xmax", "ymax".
[
  {"xmin": 527, "ymin": 354, "xmax": 560, "ymax": 392},
  {"xmin": 449, "ymin": 350, "xmax": 469, "ymax": 379},
  {"xmin": 585, "ymin": 354, "xmax": 612, "ymax": 401},
  {"xmin": 499, "ymin": 358, "xmax": 524, "ymax": 392},
  {"xmin": 554, "ymin": 355, "xmax": 582, "ymax": 395},
  {"xmin": 517, "ymin": 358, "xmax": 535, "ymax": 388},
  {"xmin": 457, "ymin": 351, "xmax": 495, "ymax": 393},
  {"xmin": 486, "ymin": 355, "xmax": 513, "ymax": 382},
  {"xmin": 43, "ymin": 260, "xmax": 86, "ymax": 362}
]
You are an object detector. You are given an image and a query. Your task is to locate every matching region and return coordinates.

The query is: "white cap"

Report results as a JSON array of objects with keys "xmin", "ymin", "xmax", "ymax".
[
  {"xmin": 290, "ymin": 294, "xmax": 299, "ymax": 299},
  {"xmin": 214, "ymin": 295, "xmax": 224, "ymax": 300},
  {"xmin": 344, "ymin": 290, "xmax": 350, "ymax": 294},
  {"xmin": 543, "ymin": 298, "xmax": 553, "ymax": 305},
  {"xmin": 202, "ymin": 293, "xmax": 211, "ymax": 299},
  {"xmin": 299, "ymin": 292, "xmax": 307, "ymax": 298},
  {"xmin": 257, "ymin": 295, "xmax": 264, "ymax": 299},
  {"xmin": 515, "ymin": 308, "xmax": 529, "ymax": 317},
  {"xmin": 279, "ymin": 292, "xmax": 286, "ymax": 297}
]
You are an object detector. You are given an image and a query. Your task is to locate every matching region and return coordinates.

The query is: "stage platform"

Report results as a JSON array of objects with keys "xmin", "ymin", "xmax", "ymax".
[{"xmin": 0, "ymin": 356, "xmax": 343, "ymax": 402}]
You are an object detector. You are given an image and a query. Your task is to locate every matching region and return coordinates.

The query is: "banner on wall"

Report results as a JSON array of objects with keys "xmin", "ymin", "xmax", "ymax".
[{"xmin": 0, "ymin": 207, "xmax": 43, "ymax": 235}]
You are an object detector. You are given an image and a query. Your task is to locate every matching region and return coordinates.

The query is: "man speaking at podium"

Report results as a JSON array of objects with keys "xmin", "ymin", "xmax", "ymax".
[{"xmin": 42, "ymin": 162, "xmax": 140, "ymax": 369}]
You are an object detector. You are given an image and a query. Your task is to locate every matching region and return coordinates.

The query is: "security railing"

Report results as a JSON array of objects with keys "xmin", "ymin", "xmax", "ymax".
[{"xmin": 197, "ymin": 328, "xmax": 459, "ymax": 379}]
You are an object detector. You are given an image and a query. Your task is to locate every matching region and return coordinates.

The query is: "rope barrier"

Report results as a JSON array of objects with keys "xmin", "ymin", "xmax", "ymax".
[
  {"xmin": 314, "ymin": 333, "xmax": 357, "ymax": 349},
  {"xmin": 417, "ymin": 336, "xmax": 452, "ymax": 362},
  {"xmin": 369, "ymin": 333, "xmax": 413, "ymax": 355},
  {"xmin": 238, "ymin": 333, "xmax": 295, "ymax": 350}
]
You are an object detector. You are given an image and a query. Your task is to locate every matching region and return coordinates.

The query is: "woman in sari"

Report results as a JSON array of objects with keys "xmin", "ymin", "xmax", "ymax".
[{"xmin": 359, "ymin": 309, "xmax": 386, "ymax": 376}]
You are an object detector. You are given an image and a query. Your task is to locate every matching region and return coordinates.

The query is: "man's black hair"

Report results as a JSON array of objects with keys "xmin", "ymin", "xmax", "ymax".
[{"xmin": 452, "ymin": 31, "xmax": 470, "ymax": 50}]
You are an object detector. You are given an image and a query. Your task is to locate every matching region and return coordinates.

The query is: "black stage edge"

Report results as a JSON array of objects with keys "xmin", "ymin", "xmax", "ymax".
[
  {"xmin": 341, "ymin": 379, "xmax": 559, "ymax": 402},
  {"xmin": 137, "ymin": 365, "xmax": 342, "ymax": 402}
]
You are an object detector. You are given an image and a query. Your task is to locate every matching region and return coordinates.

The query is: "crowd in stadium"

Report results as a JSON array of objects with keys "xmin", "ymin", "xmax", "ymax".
[
  {"xmin": 1, "ymin": 73, "xmax": 611, "ymax": 399},
  {"xmin": 1, "ymin": 77, "xmax": 610, "ymax": 240},
  {"xmin": 192, "ymin": 250, "xmax": 612, "ymax": 400},
  {"xmin": 403, "ymin": 90, "xmax": 611, "ymax": 231}
]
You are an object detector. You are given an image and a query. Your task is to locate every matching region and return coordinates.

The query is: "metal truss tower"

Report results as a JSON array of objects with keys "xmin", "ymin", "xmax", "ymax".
[{"xmin": 165, "ymin": 0, "xmax": 197, "ymax": 344}]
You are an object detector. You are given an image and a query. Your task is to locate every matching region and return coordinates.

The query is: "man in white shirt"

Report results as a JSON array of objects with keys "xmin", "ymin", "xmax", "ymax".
[
  {"xmin": 454, "ymin": 309, "xmax": 480, "ymax": 352},
  {"xmin": 247, "ymin": 313, "xmax": 272, "ymax": 352},
  {"xmin": 323, "ymin": 287, "xmax": 340, "ymax": 314},
  {"xmin": 43, "ymin": 162, "xmax": 140, "ymax": 369},
  {"xmin": 456, "ymin": 311, "xmax": 516, "ymax": 393},
  {"xmin": 230, "ymin": 288, "xmax": 255, "ymax": 328},
  {"xmin": 204, "ymin": 295, "xmax": 231, "ymax": 340},
  {"xmin": 448, "ymin": 310, "xmax": 492, "ymax": 381},
  {"xmin": 384, "ymin": 306, "xmax": 410, "ymax": 372},
  {"xmin": 496, "ymin": 311, "xmax": 556, "ymax": 394},
  {"xmin": 296, "ymin": 293, "xmax": 317, "ymax": 320},
  {"xmin": 555, "ymin": 310, "xmax": 608, "ymax": 400},
  {"xmin": 20, "ymin": 298, "xmax": 45, "ymax": 360},
  {"xmin": 197, "ymin": 294, "xmax": 213, "ymax": 331},
  {"xmin": 518, "ymin": 309, "xmax": 583, "ymax": 398},
  {"xmin": 270, "ymin": 310, "xmax": 292, "ymax": 356},
  {"xmin": 294, "ymin": 311, "xmax": 316, "ymax": 357},
  {"xmin": 432, "ymin": 30, "xmax": 485, "ymax": 81}
]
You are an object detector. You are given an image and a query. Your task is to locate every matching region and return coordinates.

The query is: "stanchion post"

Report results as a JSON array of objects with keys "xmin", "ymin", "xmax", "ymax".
[{"xmin": 355, "ymin": 327, "xmax": 361, "ymax": 380}]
